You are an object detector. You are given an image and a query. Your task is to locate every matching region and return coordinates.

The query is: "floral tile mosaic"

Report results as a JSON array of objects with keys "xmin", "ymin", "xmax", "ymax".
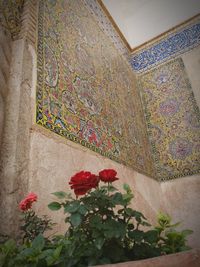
[
  {"xmin": 139, "ymin": 58, "xmax": 200, "ymax": 181},
  {"xmin": 83, "ymin": 0, "xmax": 129, "ymax": 58},
  {"xmin": 36, "ymin": 0, "xmax": 154, "ymax": 177}
]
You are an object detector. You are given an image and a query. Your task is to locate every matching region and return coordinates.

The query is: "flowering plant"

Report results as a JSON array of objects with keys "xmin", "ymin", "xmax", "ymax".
[
  {"xmin": 47, "ymin": 169, "xmax": 192, "ymax": 266},
  {"xmin": 19, "ymin": 192, "xmax": 37, "ymax": 211},
  {"xmin": 19, "ymin": 192, "xmax": 54, "ymax": 243},
  {"xmin": 0, "ymin": 169, "xmax": 192, "ymax": 267}
]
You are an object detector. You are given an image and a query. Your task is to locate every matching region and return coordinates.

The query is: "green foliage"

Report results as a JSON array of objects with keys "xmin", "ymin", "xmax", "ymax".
[
  {"xmin": 20, "ymin": 210, "xmax": 54, "ymax": 243},
  {"xmin": 0, "ymin": 184, "xmax": 193, "ymax": 267},
  {"xmin": 155, "ymin": 212, "xmax": 193, "ymax": 254},
  {"xmin": 0, "ymin": 239, "xmax": 17, "ymax": 267}
]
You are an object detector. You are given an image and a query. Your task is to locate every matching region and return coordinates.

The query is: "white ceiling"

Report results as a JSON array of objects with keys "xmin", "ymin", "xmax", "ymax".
[{"xmin": 102, "ymin": 0, "xmax": 200, "ymax": 49}]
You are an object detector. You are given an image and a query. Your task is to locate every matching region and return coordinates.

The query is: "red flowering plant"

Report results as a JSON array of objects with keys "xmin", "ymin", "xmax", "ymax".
[
  {"xmin": 47, "ymin": 168, "xmax": 192, "ymax": 266},
  {"xmin": 0, "ymin": 169, "xmax": 193, "ymax": 267},
  {"xmin": 19, "ymin": 192, "xmax": 54, "ymax": 243}
]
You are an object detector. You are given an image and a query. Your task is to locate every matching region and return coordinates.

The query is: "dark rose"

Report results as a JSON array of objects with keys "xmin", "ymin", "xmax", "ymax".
[
  {"xmin": 19, "ymin": 192, "xmax": 38, "ymax": 211},
  {"xmin": 69, "ymin": 171, "xmax": 99, "ymax": 196},
  {"xmin": 99, "ymin": 169, "xmax": 119, "ymax": 183}
]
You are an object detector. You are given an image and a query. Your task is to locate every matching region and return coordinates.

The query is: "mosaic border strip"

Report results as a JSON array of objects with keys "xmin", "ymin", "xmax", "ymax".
[{"xmin": 130, "ymin": 17, "xmax": 200, "ymax": 72}]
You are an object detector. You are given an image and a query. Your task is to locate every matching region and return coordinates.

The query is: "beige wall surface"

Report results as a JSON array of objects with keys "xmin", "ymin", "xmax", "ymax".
[
  {"xmin": 28, "ymin": 128, "xmax": 159, "ymax": 234},
  {"xmin": 28, "ymin": 127, "xmax": 200, "ymax": 248},
  {"xmin": 102, "ymin": 0, "xmax": 200, "ymax": 48}
]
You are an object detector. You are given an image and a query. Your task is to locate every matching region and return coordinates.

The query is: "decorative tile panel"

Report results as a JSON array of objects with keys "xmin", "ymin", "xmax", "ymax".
[
  {"xmin": 83, "ymin": 0, "xmax": 129, "ymax": 58},
  {"xmin": 36, "ymin": 0, "xmax": 154, "ymax": 176},
  {"xmin": 130, "ymin": 17, "xmax": 200, "ymax": 72},
  {"xmin": 139, "ymin": 58, "xmax": 200, "ymax": 180}
]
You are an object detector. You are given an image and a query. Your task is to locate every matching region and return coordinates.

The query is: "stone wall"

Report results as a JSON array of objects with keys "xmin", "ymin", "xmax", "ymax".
[
  {"xmin": 0, "ymin": 27, "xmax": 11, "ymax": 148},
  {"xmin": 0, "ymin": 0, "xmax": 38, "ymax": 236}
]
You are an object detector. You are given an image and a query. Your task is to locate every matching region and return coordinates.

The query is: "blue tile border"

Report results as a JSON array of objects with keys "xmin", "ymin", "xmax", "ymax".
[{"xmin": 130, "ymin": 20, "xmax": 200, "ymax": 72}]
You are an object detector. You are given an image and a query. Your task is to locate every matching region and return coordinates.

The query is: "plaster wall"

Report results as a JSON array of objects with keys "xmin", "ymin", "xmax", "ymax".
[
  {"xmin": 28, "ymin": 127, "xmax": 200, "ymax": 248},
  {"xmin": 102, "ymin": 0, "xmax": 200, "ymax": 48},
  {"xmin": 28, "ymin": 129, "xmax": 160, "ymax": 233}
]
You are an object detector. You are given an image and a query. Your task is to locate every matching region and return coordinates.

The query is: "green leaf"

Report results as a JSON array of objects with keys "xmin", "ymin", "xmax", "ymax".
[
  {"xmin": 144, "ymin": 230, "xmax": 159, "ymax": 243},
  {"xmin": 132, "ymin": 210, "xmax": 146, "ymax": 222},
  {"xmin": 181, "ymin": 229, "xmax": 193, "ymax": 236},
  {"xmin": 157, "ymin": 212, "xmax": 171, "ymax": 227},
  {"xmin": 70, "ymin": 213, "xmax": 82, "ymax": 227},
  {"xmin": 111, "ymin": 192, "xmax": 123, "ymax": 205},
  {"xmin": 95, "ymin": 237, "xmax": 105, "ymax": 250},
  {"xmin": 78, "ymin": 205, "xmax": 88, "ymax": 215},
  {"xmin": 19, "ymin": 247, "xmax": 36, "ymax": 259},
  {"xmin": 51, "ymin": 191, "xmax": 68, "ymax": 199},
  {"xmin": 141, "ymin": 221, "xmax": 151, "ymax": 227},
  {"xmin": 53, "ymin": 245, "xmax": 62, "ymax": 259},
  {"xmin": 32, "ymin": 234, "xmax": 45, "ymax": 251},
  {"xmin": 3, "ymin": 239, "xmax": 16, "ymax": 253},
  {"xmin": 123, "ymin": 183, "xmax": 130, "ymax": 192},
  {"xmin": 107, "ymin": 185, "xmax": 118, "ymax": 192},
  {"xmin": 39, "ymin": 249, "xmax": 54, "ymax": 259},
  {"xmin": 125, "ymin": 207, "xmax": 133, "ymax": 216},
  {"xmin": 128, "ymin": 229, "xmax": 144, "ymax": 242},
  {"xmin": 48, "ymin": 202, "xmax": 61, "ymax": 210},
  {"xmin": 103, "ymin": 219, "xmax": 126, "ymax": 238},
  {"xmin": 64, "ymin": 201, "xmax": 80, "ymax": 213},
  {"xmin": 0, "ymin": 254, "xmax": 6, "ymax": 266},
  {"xmin": 89, "ymin": 215, "xmax": 102, "ymax": 229},
  {"xmin": 170, "ymin": 222, "xmax": 181, "ymax": 228}
]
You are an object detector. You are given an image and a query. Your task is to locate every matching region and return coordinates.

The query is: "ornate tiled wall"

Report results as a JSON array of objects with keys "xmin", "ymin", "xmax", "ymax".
[
  {"xmin": 132, "ymin": 16, "xmax": 200, "ymax": 180},
  {"xmin": 36, "ymin": 0, "xmax": 200, "ymax": 181},
  {"xmin": 83, "ymin": 0, "xmax": 129, "ymax": 58},
  {"xmin": 139, "ymin": 58, "xmax": 200, "ymax": 180},
  {"xmin": 36, "ymin": 0, "xmax": 154, "ymax": 176}
]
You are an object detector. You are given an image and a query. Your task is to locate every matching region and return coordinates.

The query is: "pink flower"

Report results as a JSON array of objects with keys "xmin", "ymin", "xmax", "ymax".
[
  {"xmin": 99, "ymin": 169, "xmax": 119, "ymax": 183},
  {"xmin": 19, "ymin": 192, "xmax": 37, "ymax": 211}
]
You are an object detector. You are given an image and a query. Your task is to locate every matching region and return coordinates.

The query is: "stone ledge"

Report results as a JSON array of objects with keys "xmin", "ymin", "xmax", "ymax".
[{"xmin": 94, "ymin": 249, "xmax": 200, "ymax": 267}]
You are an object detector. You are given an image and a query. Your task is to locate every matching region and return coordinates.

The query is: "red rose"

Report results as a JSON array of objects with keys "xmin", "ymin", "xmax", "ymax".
[
  {"xmin": 99, "ymin": 169, "xmax": 119, "ymax": 183},
  {"xmin": 69, "ymin": 171, "xmax": 99, "ymax": 196},
  {"xmin": 19, "ymin": 192, "xmax": 37, "ymax": 211},
  {"xmin": 26, "ymin": 192, "xmax": 37, "ymax": 202}
]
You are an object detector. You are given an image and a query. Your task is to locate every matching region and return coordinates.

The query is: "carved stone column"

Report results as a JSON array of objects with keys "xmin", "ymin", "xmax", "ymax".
[{"xmin": 0, "ymin": 0, "xmax": 38, "ymax": 237}]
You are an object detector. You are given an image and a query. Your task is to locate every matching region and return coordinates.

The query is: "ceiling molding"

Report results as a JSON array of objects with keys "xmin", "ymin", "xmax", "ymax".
[
  {"xmin": 97, "ymin": 0, "xmax": 132, "ymax": 52},
  {"xmin": 97, "ymin": 1, "xmax": 200, "ymax": 54}
]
